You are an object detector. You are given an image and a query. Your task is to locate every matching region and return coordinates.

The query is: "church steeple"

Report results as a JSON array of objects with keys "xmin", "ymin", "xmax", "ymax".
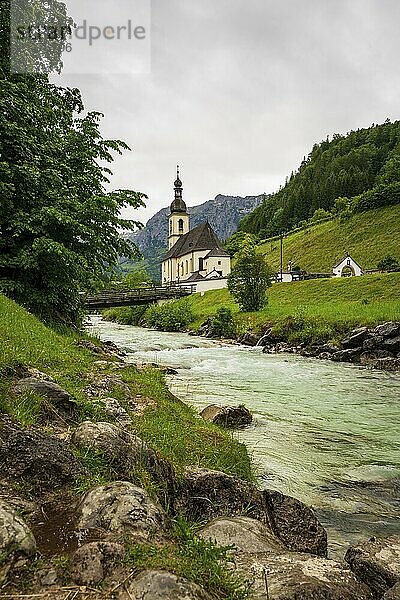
[
  {"xmin": 168, "ymin": 166, "xmax": 189, "ymax": 249},
  {"xmin": 170, "ymin": 165, "xmax": 187, "ymax": 213}
]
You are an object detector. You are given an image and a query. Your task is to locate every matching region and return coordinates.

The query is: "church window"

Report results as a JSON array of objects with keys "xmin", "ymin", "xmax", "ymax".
[
  {"xmin": 185, "ymin": 260, "xmax": 188, "ymax": 274},
  {"xmin": 218, "ymin": 260, "xmax": 221, "ymax": 265},
  {"xmin": 178, "ymin": 219, "xmax": 184, "ymax": 232},
  {"xmin": 199, "ymin": 257, "xmax": 204, "ymax": 271}
]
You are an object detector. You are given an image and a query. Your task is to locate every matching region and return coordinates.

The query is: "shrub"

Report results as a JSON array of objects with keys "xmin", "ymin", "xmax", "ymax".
[
  {"xmin": 377, "ymin": 255, "xmax": 400, "ymax": 271},
  {"xmin": 144, "ymin": 301, "xmax": 194, "ymax": 332},
  {"xmin": 102, "ymin": 305, "xmax": 148, "ymax": 325},
  {"xmin": 208, "ymin": 308, "xmax": 236, "ymax": 339}
]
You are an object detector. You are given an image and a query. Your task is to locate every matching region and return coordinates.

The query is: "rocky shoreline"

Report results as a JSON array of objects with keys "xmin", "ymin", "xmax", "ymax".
[
  {"xmin": 197, "ymin": 319, "xmax": 400, "ymax": 371},
  {"xmin": 1, "ymin": 338, "xmax": 399, "ymax": 599}
]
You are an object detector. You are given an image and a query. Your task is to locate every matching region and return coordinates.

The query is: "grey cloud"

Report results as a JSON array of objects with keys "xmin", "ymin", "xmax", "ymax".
[{"xmin": 53, "ymin": 0, "xmax": 400, "ymax": 223}]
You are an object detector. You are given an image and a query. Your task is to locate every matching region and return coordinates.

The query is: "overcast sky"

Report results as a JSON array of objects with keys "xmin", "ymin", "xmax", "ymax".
[{"xmin": 53, "ymin": 0, "xmax": 400, "ymax": 225}]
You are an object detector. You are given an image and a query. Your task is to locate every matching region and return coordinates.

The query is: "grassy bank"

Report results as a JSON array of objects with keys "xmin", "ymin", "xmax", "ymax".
[
  {"xmin": 0, "ymin": 294, "xmax": 252, "ymax": 598},
  {"xmin": 168, "ymin": 272, "xmax": 400, "ymax": 344},
  {"xmin": 258, "ymin": 205, "xmax": 400, "ymax": 273}
]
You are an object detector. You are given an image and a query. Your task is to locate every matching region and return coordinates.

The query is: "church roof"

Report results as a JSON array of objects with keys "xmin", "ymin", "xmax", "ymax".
[
  {"xmin": 184, "ymin": 271, "xmax": 205, "ymax": 282},
  {"xmin": 333, "ymin": 253, "xmax": 363, "ymax": 270},
  {"xmin": 204, "ymin": 247, "xmax": 230, "ymax": 259},
  {"xmin": 163, "ymin": 221, "xmax": 225, "ymax": 260}
]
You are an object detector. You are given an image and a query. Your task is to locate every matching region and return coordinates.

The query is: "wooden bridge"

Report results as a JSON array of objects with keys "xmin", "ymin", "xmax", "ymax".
[{"xmin": 85, "ymin": 285, "xmax": 195, "ymax": 310}]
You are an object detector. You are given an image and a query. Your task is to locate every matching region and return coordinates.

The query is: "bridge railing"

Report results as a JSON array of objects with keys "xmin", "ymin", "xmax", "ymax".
[{"xmin": 85, "ymin": 284, "xmax": 196, "ymax": 307}]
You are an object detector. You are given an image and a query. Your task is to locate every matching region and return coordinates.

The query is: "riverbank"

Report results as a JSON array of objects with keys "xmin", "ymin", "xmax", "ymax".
[{"xmin": 0, "ymin": 295, "xmax": 252, "ymax": 598}]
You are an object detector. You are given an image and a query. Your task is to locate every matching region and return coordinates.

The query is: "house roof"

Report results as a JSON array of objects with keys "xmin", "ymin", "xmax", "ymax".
[
  {"xmin": 333, "ymin": 254, "xmax": 363, "ymax": 270},
  {"xmin": 163, "ymin": 221, "xmax": 225, "ymax": 260},
  {"xmin": 204, "ymin": 247, "xmax": 230, "ymax": 259}
]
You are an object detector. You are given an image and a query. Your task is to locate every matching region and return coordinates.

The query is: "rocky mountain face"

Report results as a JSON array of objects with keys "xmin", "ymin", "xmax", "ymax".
[{"xmin": 124, "ymin": 194, "xmax": 263, "ymax": 280}]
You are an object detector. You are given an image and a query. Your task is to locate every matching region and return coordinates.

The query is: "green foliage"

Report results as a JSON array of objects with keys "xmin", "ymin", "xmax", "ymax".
[
  {"xmin": 102, "ymin": 305, "xmax": 149, "ymax": 325},
  {"xmin": 240, "ymin": 120, "xmax": 400, "ymax": 238},
  {"xmin": 125, "ymin": 519, "xmax": 250, "ymax": 600},
  {"xmin": 228, "ymin": 248, "xmax": 272, "ymax": 312},
  {"xmin": 0, "ymin": 389, "xmax": 43, "ymax": 427},
  {"xmin": 106, "ymin": 266, "xmax": 153, "ymax": 290},
  {"xmin": 224, "ymin": 231, "xmax": 258, "ymax": 257},
  {"xmin": 0, "ymin": 1, "xmax": 145, "ymax": 324},
  {"xmin": 209, "ymin": 307, "xmax": 236, "ymax": 338},
  {"xmin": 309, "ymin": 208, "xmax": 332, "ymax": 223},
  {"xmin": 377, "ymin": 255, "xmax": 400, "ymax": 271},
  {"xmin": 144, "ymin": 300, "xmax": 194, "ymax": 332}
]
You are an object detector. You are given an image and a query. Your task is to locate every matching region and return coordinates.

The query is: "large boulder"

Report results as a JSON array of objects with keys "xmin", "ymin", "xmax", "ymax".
[
  {"xmin": 200, "ymin": 404, "xmax": 253, "ymax": 428},
  {"xmin": 331, "ymin": 348, "xmax": 363, "ymax": 363},
  {"xmin": 382, "ymin": 336, "xmax": 400, "ymax": 353},
  {"xmin": 174, "ymin": 467, "xmax": 263, "ymax": 522},
  {"xmin": 0, "ymin": 500, "xmax": 36, "ymax": 559},
  {"xmin": 238, "ymin": 331, "xmax": 260, "ymax": 346},
  {"xmin": 199, "ymin": 516, "xmax": 285, "ymax": 554},
  {"xmin": 12, "ymin": 377, "xmax": 77, "ymax": 424},
  {"xmin": 345, "ymin": 536, "xmax": 400, "ymax": 599},
  {"xmin": 0, "ymin": 418, "xmax": 84, "ymax": 492},
  {"xmin": 263, "ymin": 490, "xmax": 328, "ymax": 557},
  {"xmin": 238, "ymin": 552, "xmax": 373, "ymax": 600},
  {"xmin": 76, "ymin": 481, "xmax": 167, "ymax": 541},
  {"xmin": 71, "ymin": 541, "xmax": 125, "ymax": 585},
  {"xmin": 342, "ymin": 328, "xmax": 372, "ymax": 350},
  {"xmin": 174, "ymin": 467, "xmax": 327, "ymax": 557},
  {"xmin": 71, "ymin": 421, "xmax": 175, "ymax": 493},
  {"xmin": 372, "ymin": 323, "xmax": 400, "ymax": 339},
  {"xmin": 126, "ymin": 570, "xmax": 212, "ymax": 600}
]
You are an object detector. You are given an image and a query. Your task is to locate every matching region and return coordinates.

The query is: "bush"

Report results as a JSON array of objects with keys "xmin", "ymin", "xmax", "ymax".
[
  {"xmin": 377, "ymin": 255, "xmax": 400, "ymax": 271},
  {"xmin": 144, "ymin": 301, "xmax": 194, "ymax": 332},
  {"xmin": 102, "ymin": 305, "xmax": 148, "ymax": 325},
  {"xmin": 208, "ymin": 308, "xmax": 236, "ymax": 339},
  {"xmin": 228, "ymin": 248, "xmax": 272, "ymax": 312}
]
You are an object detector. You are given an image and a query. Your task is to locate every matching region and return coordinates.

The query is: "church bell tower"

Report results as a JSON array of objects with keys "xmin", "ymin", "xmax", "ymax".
[{"xmin": 168, "ymin": 166, "xmax": 189, "ymax": 250}]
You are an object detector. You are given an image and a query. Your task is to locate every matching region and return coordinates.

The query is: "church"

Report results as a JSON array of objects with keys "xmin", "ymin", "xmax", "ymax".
[{"xmin": 162, "ymin": 168, "xmax": 231, "ymax": 292}]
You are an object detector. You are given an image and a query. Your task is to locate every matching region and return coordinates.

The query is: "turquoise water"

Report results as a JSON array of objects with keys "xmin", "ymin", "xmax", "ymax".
[{"xmin": 91, "ymin": 318, "xmax": 400, "ymax": 556}]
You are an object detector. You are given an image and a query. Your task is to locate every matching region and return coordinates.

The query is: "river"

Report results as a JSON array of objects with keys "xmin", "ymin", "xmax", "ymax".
[{"xmin": 90, "ymin": 317, "xmax": 400, "ymax": 557}]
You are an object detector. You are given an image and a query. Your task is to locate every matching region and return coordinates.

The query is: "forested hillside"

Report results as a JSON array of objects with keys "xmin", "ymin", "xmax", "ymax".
[{"xmin": 240, "ymin": 120, "xmax": 400, "ymax": 238}]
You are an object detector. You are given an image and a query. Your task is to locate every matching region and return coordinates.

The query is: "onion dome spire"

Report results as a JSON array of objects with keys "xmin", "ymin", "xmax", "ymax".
[{"xmin": 170, "ymin": 165, "xmax": 187, "ymax": 213}]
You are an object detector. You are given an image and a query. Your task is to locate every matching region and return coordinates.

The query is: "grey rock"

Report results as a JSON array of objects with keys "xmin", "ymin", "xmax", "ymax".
[
  {"xmin": 97, "ymin": 397, "xmax": 131, "ymax": 426},
  {"xmin": 263, "ymin": 489, "xmax": 328, "ymax": 557},
  {"xmin": 40, "ymin": 568, "xmax": 58, "ymax": 586},
  {"xmin": 199, "ymin": 516, "xmax": 284, "ymax": 555},
  {"xmin": 126, "ymin": 570, "xmax": 212, "ymax": 600},
  {"xmin": 200, "ymin": 404, "xmax": 252, "ymax": 428},
  {"xmin": 345, "ymin": 536, "xmax": 400, "ymax": 599},
  {"xmin": 371, "ymin": 358, "xmax": 400, "ymax": 372},
  {"xmin": 76, "ymin": 481, "xmax": 167, "ymax": 540},
  {"xmin": 383, "ymin": 336, "xmax": 400, "ymax": 353},
  {"xmin": 239, "ymin": 332, "xmax": 260, "ymax": 346},
  {"xmin": 319, "ymin": 352, "xmax": 333, "ymax": 360},
  {"xmin": 175, "ymin": 467, "xmax": 327, "ymax": 557},
  {"xmin": 342, "ymin": 328, "xmax": 371, "ymax": 349},
  {"xmin": 71, "ymin": 541, "xmax": 125, "ymax": 585},
  {"xmin": 0, "ymin": 417, "xmax": 84, "ymax": 492},
  {"xmin": 71, "ymin": 421, "xmax": 175, "ymax": 490},
  {"xmin": 174, "ymin": 467, "xmax": 263, "ymax": 522},
  {"xmin": 384, "ymin": 583, "xmax": 400, "ymax": 599},
  {"xmin": 12, "ymin": 377, "xmax": 77, "ymax": 423},
  {"xmin": 363, "ymin": 336, "xmax": 385, "ymax": 351},
  {"xmin": 0, "ymin": 500, "xmax": 36, "ymax": 559},
  {"xmin": 331, "ymin": 348, "xmax": 362, "ymax": 363},
  {"xmin": 238, "ymin": 552, "xmax": 373, "ymax": 600},
  {"xmin": 372, "ymin": 322, "xmax": 400, "ymax": 339}
]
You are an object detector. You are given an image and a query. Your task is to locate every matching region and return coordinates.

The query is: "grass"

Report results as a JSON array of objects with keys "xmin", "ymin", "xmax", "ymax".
[
  {"xmin": 0, "ymin": 294, "xmax": 252, "ymax": 482},
  {"xmin": 258, "ymin": 205, "xmax": 400, "ymax": 272},
  {"xmin": 171, "ymin": 272, "xmax": 400, "ymax": 343},
  {"xmin": 125, "ymin": 518, "xmax": 250, "ymax": 600}
]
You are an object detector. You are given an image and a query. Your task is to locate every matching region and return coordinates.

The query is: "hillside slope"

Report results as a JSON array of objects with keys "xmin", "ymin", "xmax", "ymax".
[
  {"xmin": 239, "ymin": 119, "xmax": 400, "ymax": 238},
  {"xmin": 258, "ymin": 205, "xmax": 400, "ymax": 273}
]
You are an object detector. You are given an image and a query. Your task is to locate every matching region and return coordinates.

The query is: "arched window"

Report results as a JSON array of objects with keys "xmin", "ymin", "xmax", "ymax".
[
  {"xmin": 178, "ymin": 218, "xmax": 184, "ymax": 233},
  {"xmin": 185, "ymin": 260, "xmax": 188, "ymax": 274},
  {"xmin": 199, "ymin": 257, "xmax": 204, "ymax": 271}
]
